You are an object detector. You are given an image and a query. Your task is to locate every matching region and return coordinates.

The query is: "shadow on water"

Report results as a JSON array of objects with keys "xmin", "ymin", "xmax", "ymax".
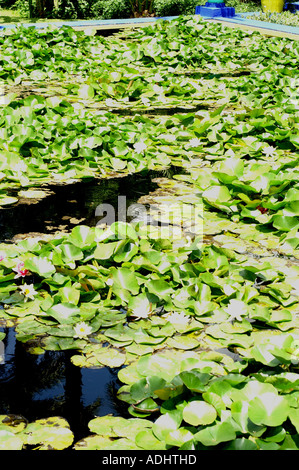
[
  {"xmin": 0, "ymin": 326, "xmax": 129, "ymax": 444},
  {"xmin": 0, "ymin": 167, "xmax": 186, "ymax": 442},
  {"xmin": 0, "ymin": 166, "xmax": 186, "ymax": 444},
  {"xmin": 0, "ymin": 167, "xmax": 183, "ymax": 444},
  {"xmin": 0, "ymin": 168, "xmax": 176, "ymax": 241}
]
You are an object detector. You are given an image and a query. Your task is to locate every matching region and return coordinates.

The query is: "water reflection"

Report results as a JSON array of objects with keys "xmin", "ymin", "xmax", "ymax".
[
  {"xmin": 0, "ymin": 169, "xmax": 164, "ymax": 241},
  {"xmin": 0, "ymin": 327, "xmax": 127, "ymax": 441}
]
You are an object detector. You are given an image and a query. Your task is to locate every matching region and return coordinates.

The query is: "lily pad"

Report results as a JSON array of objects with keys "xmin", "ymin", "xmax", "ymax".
[
  {"xmin": 182, "ymin": 400, "xmax": 217, "ymax": 426},
  {"xmin": 0, "ymin": 430, "xmax": 23, "ymax": 450},
  {"xmin": 19, "ymin": 417, "xmax": 74, "ymax": 450}
]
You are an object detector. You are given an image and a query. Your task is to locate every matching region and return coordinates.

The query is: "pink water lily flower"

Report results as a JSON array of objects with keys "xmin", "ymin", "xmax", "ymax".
[{"xmin": 13, "ymin": 261, "xmax": 29, "ymax": 279}]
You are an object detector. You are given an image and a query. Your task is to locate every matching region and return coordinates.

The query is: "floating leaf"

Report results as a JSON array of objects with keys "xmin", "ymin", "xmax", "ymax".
[
  {"xmin": 0, "ymin": 431, "xmax": 23, "ymax": 450},
  {"xmin": 24, "ymin": 256, "xmax": 56, "ymax": 278},
  {"xmin": 182, "ymin": 400, "xmax": 217, "ymax": 426},
  {"xmin": 135, "ymin": 429, "xmax": 168, "ymax": 450},
  {"xmin": 19, "ymin": 417, "xmax": 74, "ymax": 450},
  {"xmin": 47, "ymin": 303, "xmax": 80, "ymax": 324},
  {"xmin": 194, "ymin": 420, "xmax": 236, "ymax": 446},
  {"xmin": 248, "ymin": 393, "xmax": 290, "ymax": 427},
  {"xmin": 73, "ymin": 435, "xmax": 113, "ymax": 450}
]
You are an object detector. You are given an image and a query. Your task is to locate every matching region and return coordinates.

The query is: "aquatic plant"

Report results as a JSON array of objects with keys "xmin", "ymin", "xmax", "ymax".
[{"xmin": 251, "ymin": 10, "xmax": 299, "ymax": 27}]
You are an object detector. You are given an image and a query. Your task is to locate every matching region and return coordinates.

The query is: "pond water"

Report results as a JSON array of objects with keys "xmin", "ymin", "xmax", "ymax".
[
  {"xmin": 0, "ymin": 169, "xmax": 169, "ymax": 241},
  {"xmin": 0, "ymin": 326, "xmax": 129, "ymax": 442}
]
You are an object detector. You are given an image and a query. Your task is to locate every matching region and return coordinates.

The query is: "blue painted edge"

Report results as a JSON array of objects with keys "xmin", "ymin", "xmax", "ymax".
[
  {"xmin": 0, "ymin": 12, "xmax": 299, "ymax": 36},
  {"xmin": 0, "ymin": 15, "xmax": 180, "ymax": 29}
]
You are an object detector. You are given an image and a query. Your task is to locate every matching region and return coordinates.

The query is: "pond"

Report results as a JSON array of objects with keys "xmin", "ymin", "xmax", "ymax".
[{"xmin": 1, "ymin": 15, "xmax": 299, "ymax": 450}]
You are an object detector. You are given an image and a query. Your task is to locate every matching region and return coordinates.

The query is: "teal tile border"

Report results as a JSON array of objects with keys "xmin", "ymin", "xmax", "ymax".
[
  {"xmin": 0, "ymin": 16, "xmax": 179, "ymax": 29},
  {"xmin": 0, "ymin": 13, "xmax": 298, "ymax": 36}
]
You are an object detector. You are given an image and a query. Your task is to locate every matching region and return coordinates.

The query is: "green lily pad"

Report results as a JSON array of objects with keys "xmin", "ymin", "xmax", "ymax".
[
  {"xmin": 73, "ymin": 435, "xmax": 114, "ymax": 450},
  {"xmin": 0, "ymin": 195, "xmax": 18, "ymax": 206},
  {"xmin": 135, "ymin": 428, "xmax": 168, "ymax": 450},
  {"xmin": 19, "ymin": 417, "xmax": 74, "ymax": 450},
  {"xmin": 0, "ymin": 415, "xmax": 27, "ymax": 434},
  {"xmin": 0, "ymin": 430, "xmax": 23, "ymax": 450},
  {"xmin": 182, "ymin": 400, "xmax": 217, "ymax": 426},
  {"xmin": 194, "ymin": 420, "xmax": 236, "ymax": 446},
  {"xmin": 248, "ymin": 393, "xmax": 290, "ymax": 427},
  {"xmin": 24, "ymin": 256, "xmax": 56, "ymax": 278},
  {"xmin": 166, "ymin": 335, "xmax": 199, "ymax": 350},
  {"xmin": 152, "ymin": 411, "xmax": 182, "ymax": 441}
]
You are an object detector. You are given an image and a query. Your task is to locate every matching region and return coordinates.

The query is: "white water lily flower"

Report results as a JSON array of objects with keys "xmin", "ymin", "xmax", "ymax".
[
  {"xmin": 153, "ymin": 73, "xmax": 163, "ymax": 81},
  {"xmin": 163, "ymin": 311, "xmax": 190, "ymax": 326},
  {"xmin": 133, "ymin": 140, "xmax": 147, "ymax": 154},
  {"xmin": 13, "ymin": 161, "xmax": 27, "ymax": 174},
  {"xmin": 157, "ymin": 94, "xmax": 167, "ymax": 104},
  {"xmin": 188, "ymin": 138, "xmax": 203, "ymax": 148},
  {"xmin": 262, "ymin": 145, "xmax": 277, "ymax": 157},
  {"xmin": 160, "ymin": 133, "xmax": 176, "ymax": 142},
  {"xmin": 19, "ymin": 283, "xmax": 38, "ymax": 301},
  {"xmin": 141, "ymin": 96, "xmax": 150, "ymax": 106},
  {"xmin": 105, "ymin": 98, "xmax": 115, "ymax": 107},
  {"xmin": 224, "ymin": 299, "xmax": 248, "ymax": 322},
  {"xmin": 153, "ymin": 84, "xmax": 163, "ymax": 94},
  {"xmin": 74, "ymin": 321, "xmax": 92, "ymax": 339}
]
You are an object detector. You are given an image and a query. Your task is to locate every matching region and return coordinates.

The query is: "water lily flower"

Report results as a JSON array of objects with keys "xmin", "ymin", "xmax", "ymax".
[
  {"xmin": 13, "ymin": 261, "xmax": 29, "ymax": 278},
  {"xmin": 262, "ymin": 145, "xmax": 277, "ymax": 157},
  {"xmin": 19, "ymin": 283, "xmax": 38, "ymax": 302},
  {"xmin": 74, "ymin": 321, "xmax": 92, "ymax": 339},
  {"xmin": 105, "ymin": 98, "xmax": 115, "ymax": 107},
  {"xmin": 224, "ymin": 299, "xmax": 248, "ymax": 322},
  {"xmin": 153, "ymin": 72, "xmax": 163, "ymax": 82},
  {"xmin": 130, "ymin": 297, "xmax": 153, "ymax": 319},
  {"xmin": 153, "ymin": 84, "xmax": 163, "ymax": 94},
  {"xmin": 0, "ymin": 252, "xmax": 5, "ymax": 262},
  {"xmin": 141, "ymin": 96, "xmax": 150, "ymax": 106},
  {"xmin": 188, "ymin": 138, "xmax": 203, "ymax": 148},
  {"xmin": 163, "ymin": 311, "xmax": 190, "ymax": 326},
  {"xmin": 13, "ymin": 161, "xmax": 27, "ymax": 175},
  {"xmin": 133, "ymin": 140, "xmax": 147, "ymax": 154}
]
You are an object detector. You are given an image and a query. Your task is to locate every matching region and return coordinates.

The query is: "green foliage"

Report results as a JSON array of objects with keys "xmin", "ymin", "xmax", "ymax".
[
  {"xmin": 90, "ymin": 0, "xmax": 131, "ymax": 20},
  {"xmin": 153, "ymin": 0, "xmax": 196, "ymax": 17},
  {"xmin": 226, "ymin": 0, "xmax": 261, "ymax": 12},
  {"xmin": 1, "ymin": 0, "xmax": 261, "ymax": 18},
  {"xmin": 10, "ymin": 0, "xmax": 33, "ymax": 17}
]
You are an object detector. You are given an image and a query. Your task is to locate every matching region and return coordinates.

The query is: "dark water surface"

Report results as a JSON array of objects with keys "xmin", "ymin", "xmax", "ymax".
[
  {"xmin": 0, "ymin": 168, "xmax": 171, "ymax": 241},
  {"xmin": 0, "ymin": 326, "xmax": 129, "ymax": 443}
]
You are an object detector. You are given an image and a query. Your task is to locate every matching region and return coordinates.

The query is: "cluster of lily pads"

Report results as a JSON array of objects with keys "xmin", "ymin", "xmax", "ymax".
[
  {"xmin": 0, "ymin": 220, "xmax": 299, "ymax": 449},
  {"xmin": 0, "ymin": 15, "xmax": 299, "ymax": 450},
  {"xmin": 251, "ymin": 11, "xmax": 299, "ymax": 27}
]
